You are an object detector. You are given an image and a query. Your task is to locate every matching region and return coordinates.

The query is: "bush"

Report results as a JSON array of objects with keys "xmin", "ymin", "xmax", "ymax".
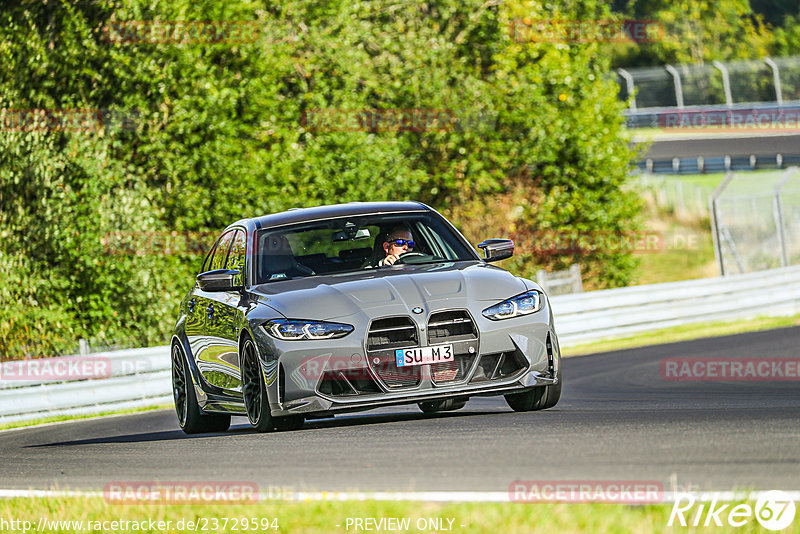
[{"xmin": 0, "ymin": 0, "xmax": 640, "ymax": 359}]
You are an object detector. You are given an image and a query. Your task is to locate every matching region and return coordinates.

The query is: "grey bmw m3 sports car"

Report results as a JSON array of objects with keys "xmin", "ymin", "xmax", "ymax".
[{"xmin": 171, "ymin": 201, "xmax": 562, "ymax": 433}]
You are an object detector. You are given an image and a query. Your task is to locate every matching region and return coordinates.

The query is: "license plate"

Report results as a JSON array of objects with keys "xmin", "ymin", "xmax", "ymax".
[{"xmin": 395, "ymin": 344, "xmax": 454, "ymax": 367}]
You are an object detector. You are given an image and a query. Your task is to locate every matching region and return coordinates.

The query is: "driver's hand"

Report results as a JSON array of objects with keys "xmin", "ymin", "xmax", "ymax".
[{"xmin": 380, "ymin": 254, "xmax": 399, "ymax": 266}]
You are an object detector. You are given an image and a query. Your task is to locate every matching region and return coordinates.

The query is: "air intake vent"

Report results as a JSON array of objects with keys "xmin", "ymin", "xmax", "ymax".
[
  {"xmin": 366, "ymin": 316, "xmax": 421, "ymax": 388},
  {"xmin": 470, "ymin": 349, "xmax": 528, "ymax": 383},
  {"xmin": 317, "ymin": 369, "xmax": 382, "ymax": 397},
  {"xmin": 428, "ymin": 310, "xmax": 478, "ymax": 385},
  {"xmin": 367, "ymin": 316, "xmax": 418, "ymax": 351},
  {"xmin": 427, "ymin": 310, "xmax": 476, "ymax": 342}
]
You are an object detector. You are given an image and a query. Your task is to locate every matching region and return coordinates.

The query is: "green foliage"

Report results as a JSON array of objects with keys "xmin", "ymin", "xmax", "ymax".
[
  {"xmin": 1, "ymin": 0, "xmax": 640, "ymax": 359},
  {"xmin": 611, "ymin": 0, "xmax": 773, "ymax": 67},
  {"xmin": 771, "ymin": 12, "xmax": 800, "ymax": 55}
]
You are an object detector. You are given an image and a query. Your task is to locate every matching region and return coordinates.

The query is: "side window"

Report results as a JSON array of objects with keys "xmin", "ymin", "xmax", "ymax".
[
  {"xmin": 200, "ymin": 238, "xmax": 218, "ymax": 273},
  {"xmin": 210, "ymin": 231, "xmax": 235, "ymax": 271},
  {"xmin": 225, "ymin": 230, "xmax": 247, "ymax": 285}
]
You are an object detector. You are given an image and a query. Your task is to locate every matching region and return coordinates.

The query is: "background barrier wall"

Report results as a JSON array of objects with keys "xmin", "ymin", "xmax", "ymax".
[{"xmin": 3, "ymin": 265, "xmax": 800, "ymax": 424}]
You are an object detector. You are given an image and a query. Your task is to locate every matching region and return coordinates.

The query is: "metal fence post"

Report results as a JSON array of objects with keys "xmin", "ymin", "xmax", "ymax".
[
  {"xmin": 765, "ymin": 57, "xmax": 783, "ymax": 105},
  {"xmin": 774, "ymin": 167, "xmax": 798, "ymax": 268},
  {"xmin": 537, "ymin": 269, "xmax": 548, "ymax": 292},
  {"xmin": 709, "ymin": 172, "xmax": 734, "ymax": 275},
  {"xmin": 569, "ymin": 264, "xmax": 583, "ymax": 293},
  {"xmin": 712, "ymin": 60, "xmax": 733, "ymax": 107},
  {"xmin": 665, "ymin": 65, "xmax": 684, "ymax": 109},
  {"xmin": 617, "ymin": 68, "xmax": 637, "ymax": 111}
]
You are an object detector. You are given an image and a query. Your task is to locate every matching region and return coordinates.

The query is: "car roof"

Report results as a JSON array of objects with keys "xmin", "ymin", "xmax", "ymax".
[{"xmin": 227, "ymin": 201, "xmax": 433, "ymax": 232}]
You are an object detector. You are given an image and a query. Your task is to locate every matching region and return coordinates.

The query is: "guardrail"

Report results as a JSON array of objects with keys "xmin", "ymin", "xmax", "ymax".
[
  {"xmin": 552, "ymin": 265, "xmax": 800, "ymax": 344},
  {"xmin": 624, "ymin": 101, "xmax": 800, "ymax": 129},
  {"xmin": 636, "ymin": 154, "xmax": 800, "ymax": 175},
  {"xmin": 3, "ymin": 265, "xmax": 800, "ymax": 424},
  {"xmin": 0, "ymin": 347, "xmax": 172, "ymax": 425}
]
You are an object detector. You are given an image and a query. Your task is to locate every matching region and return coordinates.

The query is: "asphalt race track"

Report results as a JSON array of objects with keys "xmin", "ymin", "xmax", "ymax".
[
  {"xmin": 1, "ymin": 327, "xmax": 798, "ymax": 493},
  {"xmin": 643, "ymin": 133, "xmax": 800, "ymax": 159}
]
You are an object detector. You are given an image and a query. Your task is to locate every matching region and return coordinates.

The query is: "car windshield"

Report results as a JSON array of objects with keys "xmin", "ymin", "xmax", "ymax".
[{"xmin": 255, "ymin": 212, "xmax": 477, "ymax": 283}]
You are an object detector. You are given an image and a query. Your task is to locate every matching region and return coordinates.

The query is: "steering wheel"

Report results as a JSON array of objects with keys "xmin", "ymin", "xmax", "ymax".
[{"xmin": 393, "ymin": 251, "xmax": 427, "ymax": 264}]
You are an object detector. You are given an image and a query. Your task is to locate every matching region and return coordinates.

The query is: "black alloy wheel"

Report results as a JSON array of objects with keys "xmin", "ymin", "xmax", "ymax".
[{"xmin": 172, "ymin": 343, "xmax": 230, "ymax": 433}]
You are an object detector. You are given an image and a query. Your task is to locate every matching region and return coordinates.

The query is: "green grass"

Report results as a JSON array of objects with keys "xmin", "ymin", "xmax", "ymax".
[
  {"xmin": 641, "ymin": 170, "xmax": 785, "ymax": 191},
  {"xmin": 564, "ymin": 313, "xmax": 800, "ymax": 356},
  {"xmin": 635, "ymin": 222, "xmax": 716, "ymax": 285},
  {"xmin": 0, "ymin": 403, "xmax": 173, "ymax": 432},
  {"xmin": 2, "ymin": 496, "xmax": 792, "ymax": 533},
  {"xmin": 655, "ymin": 172, "xmax": 726, "ymax": 190},
  {"xmin": 633, "ymin": 201, "xmax": 717, "ymax": 285},
  {"xmin": 661, "ymin": 170, "xmax": 785, "ymax": 191}
]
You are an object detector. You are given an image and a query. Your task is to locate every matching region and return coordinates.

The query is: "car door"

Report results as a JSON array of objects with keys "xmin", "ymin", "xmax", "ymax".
[
  {"xmin": 186, "ymin": 229, "xmax": 236, "ymax": 390},
  {"xmin": 198, "ymin": 228, "xmax": 248, "ymax": 392}
]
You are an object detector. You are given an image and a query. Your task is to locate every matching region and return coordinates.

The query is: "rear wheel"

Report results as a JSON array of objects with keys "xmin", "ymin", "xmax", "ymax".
[
  {"xmin": 172, "ymin": 343, "xmax": 230, "ymax": 434},
  {"xmin": 504, "ymin": 367, "xmax": 562, "ymax": 412},
  {"xmin": 418, "ymin": 398, "xmax": 467, "ymax": 413}
]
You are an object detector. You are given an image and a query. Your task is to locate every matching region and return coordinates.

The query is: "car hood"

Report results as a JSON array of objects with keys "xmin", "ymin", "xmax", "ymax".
[{"xmin": 250, "ymin": 261, "xmax": 527, "ymax": 321}]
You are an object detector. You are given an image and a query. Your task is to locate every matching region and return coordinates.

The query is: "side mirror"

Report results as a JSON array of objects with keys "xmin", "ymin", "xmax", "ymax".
[
  {"xmin": 477, "ymin": 239, "xmax": 514, "ymax": 262},
  {"xmin": 197, "ymin": 269, "xmax": 241, "ymax": 292}
]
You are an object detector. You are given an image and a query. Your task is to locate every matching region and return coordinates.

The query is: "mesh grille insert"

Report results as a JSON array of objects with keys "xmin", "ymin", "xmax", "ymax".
[
  {"xmin": 428, "ymin": 310, "xmax": 478, "ymax": 384},
  {"xmin": 367, "ymin": 317, "xmax": 418, "ymax": 351},
  {"xmin": 367, "ymin": 316, "xmax": 421, "ymax": 388},
  {"xmin": 428, "ymin": 310, "xmax": 476, "ymax": 342}
]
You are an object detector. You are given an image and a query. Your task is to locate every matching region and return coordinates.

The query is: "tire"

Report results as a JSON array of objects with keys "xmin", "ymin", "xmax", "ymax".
[
  {"xmin": 241, "ymin": 337, "xmax": 274, "ymax": 432},
  {"xmin": 504, "ymin": 366, "xmax": 562, "ymax": 412},
  {"xmin": 418, "ymin": 398, "xmax": 468, "ymax": 413},
  {"xmin": 171, "ymin": 343, "xmax": 231, "ymax": 434}
]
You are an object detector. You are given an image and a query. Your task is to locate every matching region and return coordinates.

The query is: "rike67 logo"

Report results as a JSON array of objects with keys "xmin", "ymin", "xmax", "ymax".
[{"xmin": 669, "ymin": 491, "xmax": 796, "ymax": 530}]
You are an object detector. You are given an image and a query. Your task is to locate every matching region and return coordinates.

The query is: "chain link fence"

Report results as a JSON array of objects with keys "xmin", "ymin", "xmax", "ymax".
[
  {"xmin": 618, "ymin": 56, "xmax": 800, "ymax": 110},
  {"xmin": 710, "ymin": 167, "xmax": 800, "ymax": 274},
  {"xmin": 639, "ymin": 173, "xmax": 714, "ymax": 218}
]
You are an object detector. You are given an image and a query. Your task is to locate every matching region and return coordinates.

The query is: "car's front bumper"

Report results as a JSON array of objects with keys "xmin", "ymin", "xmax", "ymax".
[
  {"xmin": 272, "ymin": 367, "xmax": 558, "ymax": 416},
  {"xmin": 252, "ymin": 302, "xmax": 561, "ymax": 418}
]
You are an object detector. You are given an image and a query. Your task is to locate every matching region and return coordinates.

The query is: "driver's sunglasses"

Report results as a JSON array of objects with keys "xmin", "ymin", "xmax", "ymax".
[{"xmin": 388, "ymin": 238, "xmax": 415, "ymax": 248}]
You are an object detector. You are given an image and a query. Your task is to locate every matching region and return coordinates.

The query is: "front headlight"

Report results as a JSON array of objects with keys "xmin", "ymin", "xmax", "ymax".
[
  {"xmin": 482, "ymin": 290, "xmax": 542, "ymax": 320},
  {"xmin": 262, "ymin": 319, "xmax": 354, "ymax": 340}
]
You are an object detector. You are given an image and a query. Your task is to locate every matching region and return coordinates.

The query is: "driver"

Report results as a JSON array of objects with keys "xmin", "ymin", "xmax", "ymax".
[{"xmin": 378, "ymin": 227, "xmax": 415, "ymax": 266}]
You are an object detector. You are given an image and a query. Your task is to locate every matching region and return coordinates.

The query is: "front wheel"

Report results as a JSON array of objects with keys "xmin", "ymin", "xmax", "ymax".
[
  {"xmin": 241, "ymin": 337, "xmax": 273, "ymax": 432},
  {"xmin": 504, "ymin": 367, "xmax": 562, "ymax": 412},
  {"xmin": 172, "ymin": 343, "xmax": 230, "ymax": 434}
]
